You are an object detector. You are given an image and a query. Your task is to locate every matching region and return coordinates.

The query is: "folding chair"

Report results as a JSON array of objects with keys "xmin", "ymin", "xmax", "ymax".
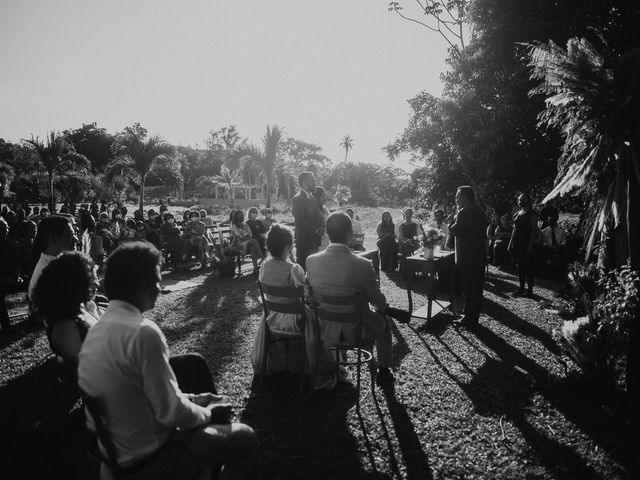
[
  {"xmin": 311, "ymin": 292, "xmax": 374, "ymax": 406},
  {"xmin": 82, "ymin": 392, "xmax": 213, "ymax": 480},
  {"xmin": 257, "ymin": 281, "xmax": 308, "ymax": 396}
]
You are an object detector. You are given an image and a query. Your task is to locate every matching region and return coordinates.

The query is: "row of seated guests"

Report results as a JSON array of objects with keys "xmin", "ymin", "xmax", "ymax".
[
  {"xmin": 31, "ymin": 240, "xmax": 257, "ymax": 478},
  {"xmin": 251, "ymin": 214, "xmax": 411, "ymax": 388},
  {"xmin": 1, "ymin": 214, "xmax": 78, "ymax": 334},
  {"xmin": 376, "ymin": 208, "xmax": 452, "ymax": 272}
]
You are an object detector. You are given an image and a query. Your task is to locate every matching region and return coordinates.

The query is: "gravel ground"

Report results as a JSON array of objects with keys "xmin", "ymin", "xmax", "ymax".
[{"xmin": 1, "ymin": 260, "xmax": 638, "ymax": 479}]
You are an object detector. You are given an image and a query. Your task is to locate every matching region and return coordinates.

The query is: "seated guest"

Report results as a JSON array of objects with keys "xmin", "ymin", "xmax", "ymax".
[
  {"xmin": 96, "ymin": 212, "xmax": 116, "ymax": 253},
  {"xmin": 200, "ymin": 208, "xmax": 214, "ymax": 226},
  {"xmin": 110, "ymin": 209, "xmax": 124, "ymax": 239},
  {"xmin": 376, "ymin": 211, "xmax": 398, "ymax": 272},
  {"xmin": 306, "ymin": 212, "xmax": 410, "ymax": 386},
  {"xmin": 251, "ymin": 225, "xmax": 335, "ymax": 389},
  {"xmin": 486, "ymin": 213, "xmax": 499, "ymax": 264},
  {"xmin": 78, "ymin": 242, "xmax": 257, "ymax": 478},
  {"xmin": 541, "ymin": 215, "xmax": 567, "ymax": 272},
  {"xmin": 32, "ymin": 251, "xmax": 101, "ymax": 378},
  {"xmin": 160, "ymin": 212, "xmax": 187, "ymax": 264},
  {"xmin": 28, "ymin": 215, "xmax": 78, "ymax": 305},
  {"xmin": 1, "ymin": 218, "xmax": 22, "ymax": 334},
  {"xmin": 261, "ymin": 208, "xmax": 275, "ymax": 231},
  {"xmin": 397, "ymin": 207, "xmax": 420, "ymax": 257},
  {"xmin": 184, "ymin": 210, "xmax": 210, "ymax": 268},
  {"xmin": 230, "ymin": 210, "xmax": 264, "ymax": 275},
  {"xmin": 493, "ymin": 214, "xmax": 513, "ymax": 268},
  {"xmin": 428, "ymin": 209, "xmax": 451, "ymax": 250},
  {"xmin": 314, "ymin": 187, "xmax": 330, "ymax": 251},
  {"xmin": 144, "ymin": 209, "xmax": 162, "ymax": 248},
  {"xmin": 345, "ymin": 208, "xmax": 364, "ymax": 250},
  {"xmin": 246, "ymin": 206, "xmax": 267, "ymax": 255}
]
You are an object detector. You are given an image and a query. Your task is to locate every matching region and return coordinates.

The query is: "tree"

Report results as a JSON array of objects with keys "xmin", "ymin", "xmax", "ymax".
[
  {"xmin": 205, "ymin": 125, "xmax": 242, "ymax": 152},
  {"xmin": 232, "ymin": 125, "xmax": 293, "ymax": 208},
  {"xmin": 106, "ymin": 134, "xmax": 177, "ymax": 213},
  {"xmin": 63, "ymin": 122, "xmax": 115, "ymax": 173},
  {"xmin": 388, "ymin": 0, "xmax": 468, "ymax": 51},
  {"xmin": 339, "ymin": 135, "xmax": 354, "ymax": 164},
  {"xmin": 529, "ymin": 37, "xmax": 640, "ymax": 400},
  {"xmin": 280, "ymin": 137, "xmax": 330, "ymax": 173},
  {"xmin": 0, "ymin": 160, "xmax": 15, "ymax": 206},
  {"xmin": 23, "ymin": 131, "xmax": 90, "ymax": 211}
]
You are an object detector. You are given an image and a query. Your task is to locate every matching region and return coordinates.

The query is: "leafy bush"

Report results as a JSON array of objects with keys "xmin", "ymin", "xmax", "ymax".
[{"xmin": 555, "ymin": 262, "xmax": 640, "ymax": 386}]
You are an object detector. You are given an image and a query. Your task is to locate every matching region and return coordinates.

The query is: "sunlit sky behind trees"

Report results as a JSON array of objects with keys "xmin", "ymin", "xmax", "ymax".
[{"xmin": 0, "ymin": 0, "xmax": 449, "ymax": 171}]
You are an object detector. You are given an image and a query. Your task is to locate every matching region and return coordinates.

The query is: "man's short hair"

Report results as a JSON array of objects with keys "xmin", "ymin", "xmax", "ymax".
[
  {"xmin": 457, "ymin": 186, "xmax": 476, "ymax": 204},
  {"xmin": 104, "ymin": 242, "xmax": 162, "ymax": 302},
  {"xmin": 298, "ymin": 171, "xmax": 313, "ymax": 186},
  {"xmin": 326, "ymin": 212, "xmax": 352, "ymax": 244}
]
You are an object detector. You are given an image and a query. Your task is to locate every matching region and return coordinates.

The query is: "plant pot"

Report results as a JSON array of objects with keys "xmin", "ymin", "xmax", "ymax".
[{"xmin": 217, "ymin": 261, "xmax": 236, "ymax": 277}]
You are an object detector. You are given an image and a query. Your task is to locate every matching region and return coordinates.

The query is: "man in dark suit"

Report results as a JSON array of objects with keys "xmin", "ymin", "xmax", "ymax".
[
  {"xmin": 448, "ymin": 185, "xmax": 487, "ymax": 327},
  {"xmin": 291, "ymin": 171, "xmax": 322, "ymax": 269}
]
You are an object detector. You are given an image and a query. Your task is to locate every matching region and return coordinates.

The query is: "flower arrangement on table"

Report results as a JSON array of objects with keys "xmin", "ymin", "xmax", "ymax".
[{"xmin": 422, "ymin": 228, "xmax": 445, "ymax": 250}]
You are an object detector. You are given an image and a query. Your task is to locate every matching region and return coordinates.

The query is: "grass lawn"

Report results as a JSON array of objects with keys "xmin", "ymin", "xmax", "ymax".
[{"xmin": 1, "ymin": 207, "xmax": 638, "ymax": 479}]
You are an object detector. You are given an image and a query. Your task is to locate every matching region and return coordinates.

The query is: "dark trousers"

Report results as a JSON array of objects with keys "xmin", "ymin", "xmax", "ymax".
[
  {"xmin": 517, "ymin": 254, "xmax": 535, "ymax": 292},
  {"xmin": 295, "ymin": 241, "xmax": 318, "ymax": 271},
  {"xmin": 458, "ymin": 265, "xmax": 485, "ymax": 322}
]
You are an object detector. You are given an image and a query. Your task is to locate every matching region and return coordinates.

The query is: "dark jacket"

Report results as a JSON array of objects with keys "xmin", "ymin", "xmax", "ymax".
[
  {"xmin": 291, "ymin": 189, "xmax": 321, "ymax": 248},
  {"xmin": 449, "ymin": 204, "xmax": 487, "ymax": 268}
]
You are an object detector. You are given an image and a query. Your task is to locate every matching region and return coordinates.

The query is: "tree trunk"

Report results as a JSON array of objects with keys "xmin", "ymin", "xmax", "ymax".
[
  {"xmin": 265, "ymin": 182, "xmax": 271, "ymax": 208},
  {"xmin": 139, "ymin": 176, "xmax": 145, "ymax": 214},
  {"xmin": 49, "ymin": 174, "xmax": 55, "ymax": 212}
]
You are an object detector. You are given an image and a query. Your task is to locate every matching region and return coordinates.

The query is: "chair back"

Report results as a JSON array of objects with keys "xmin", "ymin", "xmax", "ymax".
[
  {"xmin": 312, "ymin": 292, "xmax": 367, "ymax": 345},
  {"xmin": 257, "ymin": 282, "xmax": 306, "ymax": 317},
  {"xmin": 81, "ymin": 392, "xmax": 123, "ymax": 476}
]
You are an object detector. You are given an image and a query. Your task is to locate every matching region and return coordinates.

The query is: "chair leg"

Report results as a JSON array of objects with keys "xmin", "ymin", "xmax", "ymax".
[
  {"xmin": 259, "ymin": 329, "xmax": 269, "ymax": 386},
  {"xmin": 356, "ymin": 348, "xmax": 362, "ymax": 410}
]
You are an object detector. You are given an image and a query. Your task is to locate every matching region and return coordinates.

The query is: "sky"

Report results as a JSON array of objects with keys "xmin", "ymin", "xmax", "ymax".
[{"xmin": 0, "ymin": 0, "xmax": 448, "ymax": 172}]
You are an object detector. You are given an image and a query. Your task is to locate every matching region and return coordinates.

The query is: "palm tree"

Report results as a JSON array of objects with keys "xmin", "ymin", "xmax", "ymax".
[
  {"xmin": 339, "ymin": 135, "xmax": 354, "ymax": 163},
  {"xmin": 23, "ymin": 131, "xmax": 89, "ymax": 212},
  {"xmin": 0, "ymin": 161, "xmax": 15, "ymax": 207},
  {"xmin": 106, "ymin": 134, "xmax": 176, "ymax": 213},
  {"xmin": 529, "ymin": 38, "xmax": 640, "ymax": 398},
  {"xmin": 232, "ymin": 125, "xmax": 290, "ymax": 208}
]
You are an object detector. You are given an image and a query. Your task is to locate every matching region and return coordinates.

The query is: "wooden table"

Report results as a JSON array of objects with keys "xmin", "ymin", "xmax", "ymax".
[{"xmin": 403, "ymin": 250, "xmax": 456, "ymax": 321}]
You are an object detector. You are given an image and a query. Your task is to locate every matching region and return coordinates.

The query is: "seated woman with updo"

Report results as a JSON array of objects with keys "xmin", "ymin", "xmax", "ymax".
[
  {"xmin": 33, "ymin": 251, "xmax": 102, "ymax": 379},
  {"xmin": 251, "ymin": 224, "xmax": 335, "ymax": 389}
]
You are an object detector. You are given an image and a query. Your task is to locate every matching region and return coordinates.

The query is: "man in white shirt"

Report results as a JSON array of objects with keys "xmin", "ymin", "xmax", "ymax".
[
  {"xmin": 28, "ymin": 215, "xmax": 77, "ymax": 304},
  {"xmin": 78, "ymin": 242, "xmax": 256, "ymax": 479},
  {"xmin": 345, "ymin": 208, "xmax": 364, "ymax": 250}
]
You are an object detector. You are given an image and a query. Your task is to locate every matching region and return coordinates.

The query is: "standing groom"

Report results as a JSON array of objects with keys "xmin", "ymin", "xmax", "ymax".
[
  {"xmin": 291, "ymin": 171, "xmax": 322, "ymax": 269},
  {"xmin": 448, "ymin": 185, "xmax": 487, "ymax": 327}
]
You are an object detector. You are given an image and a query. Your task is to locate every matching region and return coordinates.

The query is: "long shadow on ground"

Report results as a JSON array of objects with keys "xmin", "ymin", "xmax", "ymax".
[
  {"xmin": 455, "ymin": 324, "xmax": 640, "ymax": 479},
  {"xmin": 242, "ymin": 374, "xmax": 391, "ymax": 480}
]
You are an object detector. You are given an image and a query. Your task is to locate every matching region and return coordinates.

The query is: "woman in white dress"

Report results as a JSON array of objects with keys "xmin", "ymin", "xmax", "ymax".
[{"xmin": 250, "ymin": 224, "xmax": 336, "ymax": 389}]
